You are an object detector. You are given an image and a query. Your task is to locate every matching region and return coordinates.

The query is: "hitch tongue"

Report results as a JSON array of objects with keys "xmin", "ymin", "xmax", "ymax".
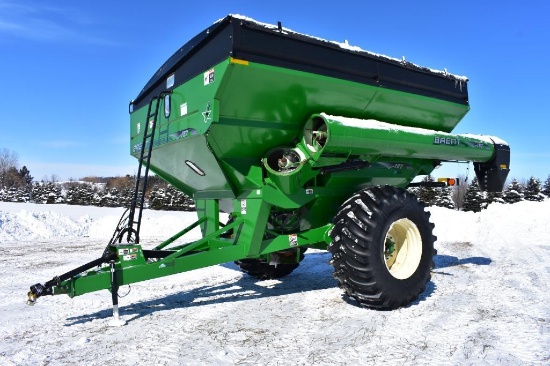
[{"xmin": 25, "ymin": 251, "xmax": 116, "ymax": 306}]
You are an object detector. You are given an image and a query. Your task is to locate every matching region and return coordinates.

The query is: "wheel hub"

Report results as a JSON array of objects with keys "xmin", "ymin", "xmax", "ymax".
[{"xmin": 384, "ymin": 218, "xmax": 423, "ymax": 279}]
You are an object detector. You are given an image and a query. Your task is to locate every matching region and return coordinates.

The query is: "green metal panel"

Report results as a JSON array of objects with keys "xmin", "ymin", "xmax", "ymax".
[
  {"xmin": 130, "ymin": 61, "xmax": 230, "ymax": 197},
  {"xmin": 148, "ymin": 134, "xmax": 234, "ymax": 197},
  {"xmin": 130, "ymin": 57, "xmax": 472, "ymax": 198},
  {"xmin": 214, "ymin": 61, "xmax": 468, "ymax": 132}
]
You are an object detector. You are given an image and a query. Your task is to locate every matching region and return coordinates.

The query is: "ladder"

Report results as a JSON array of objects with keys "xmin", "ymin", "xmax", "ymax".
[{"xmin": 122, "ymin": 92, "xmax": 171, "ymax": 244}]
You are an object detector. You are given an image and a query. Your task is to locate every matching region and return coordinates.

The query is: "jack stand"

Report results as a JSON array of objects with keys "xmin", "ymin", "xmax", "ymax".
[{"xmin": 108, "ymin": 261, "xmax": 126, "ymax": 327}]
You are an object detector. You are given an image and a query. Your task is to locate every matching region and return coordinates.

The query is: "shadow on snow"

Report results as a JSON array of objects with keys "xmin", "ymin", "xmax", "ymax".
[
  {"xmin": 64, "ymin": 251, "xmax": 455, "ymax": 325},
  {"xmin": 434, "ymin": 254, "xmax": 492, "ymax": 270},
  {"xmin": 64, "ymin": 251, "xmax": 335, "ymax": 326}
]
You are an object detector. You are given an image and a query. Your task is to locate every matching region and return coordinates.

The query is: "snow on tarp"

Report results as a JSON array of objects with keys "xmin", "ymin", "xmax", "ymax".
[{"xmin": 225, "ymin": 14, "xmax": 469, "ymax": 82}]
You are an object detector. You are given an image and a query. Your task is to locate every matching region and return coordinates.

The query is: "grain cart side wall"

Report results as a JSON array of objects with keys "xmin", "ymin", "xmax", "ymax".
[
  {"xmin": 132, "ymin": 16, "xmax": 470, "ymax": 130},
  {"xmin": 130, "ymin": 60, "xmax": 235, "ymax": 199}
]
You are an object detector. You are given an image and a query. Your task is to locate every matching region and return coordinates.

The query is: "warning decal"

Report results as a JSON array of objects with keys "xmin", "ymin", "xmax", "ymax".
[
  {"xmin": 289, "ymin": 234, "xmax": 298, "ymax": 247},
  {"xmin": 203, "ymin": 69, "xmax": 215, "ymax": 85}
]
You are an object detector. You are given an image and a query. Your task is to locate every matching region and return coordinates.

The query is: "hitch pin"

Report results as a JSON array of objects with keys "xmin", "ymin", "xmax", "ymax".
[{"xmin": 27, "ymin": 291, "xmax": 37, "ymax": 306}]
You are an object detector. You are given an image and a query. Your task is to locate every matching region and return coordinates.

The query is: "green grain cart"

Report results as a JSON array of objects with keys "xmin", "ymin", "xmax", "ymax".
[{"xmin": 28, "ymin": 15, "xmax": 509, "ymax": 321}]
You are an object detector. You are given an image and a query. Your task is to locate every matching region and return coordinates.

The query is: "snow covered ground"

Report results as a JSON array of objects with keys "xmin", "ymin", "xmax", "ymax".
[{"xmin": 0, "ymin": 201, "xmax": 548, "ymax": 365}]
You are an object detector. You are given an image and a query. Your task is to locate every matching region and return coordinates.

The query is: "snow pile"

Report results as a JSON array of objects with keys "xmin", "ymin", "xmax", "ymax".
[
  {"xmin": 0, "ymin": 209, "xmax": 89, "ymax": 241},
  {"xmin": 0, "ymin": 202, "xmax": 202, "ymax": 243},
  {"xmin": 0, "ymin": 200, "xmax": 549, "ymax": 365},
  {"xmin": 431, "ymin": 200, "xmax": 550, "ymax": 247}
]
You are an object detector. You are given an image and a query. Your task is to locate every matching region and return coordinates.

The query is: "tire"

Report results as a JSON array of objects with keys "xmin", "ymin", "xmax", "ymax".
[
  {"xmin": 329, "ymin": 186, "xmax": 436, "ymax": 309},
  {"xmin": 235, "ymin": 249, "xmax": 306, "ymax": 279}
]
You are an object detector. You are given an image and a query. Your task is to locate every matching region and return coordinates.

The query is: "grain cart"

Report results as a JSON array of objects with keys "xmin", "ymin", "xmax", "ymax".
[{"xmin": 28, "ymin": 15, "xmax": 510, "ymax": 320}]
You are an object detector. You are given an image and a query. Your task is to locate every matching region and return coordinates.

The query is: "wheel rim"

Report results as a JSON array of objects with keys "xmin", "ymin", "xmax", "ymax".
[{"xmin": 383, "ymin": 218, "xmax": 423, "ymax": 279}]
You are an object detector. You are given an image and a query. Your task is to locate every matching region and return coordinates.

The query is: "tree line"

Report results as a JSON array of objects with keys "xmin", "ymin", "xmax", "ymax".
[
  {"xmin": 1, "ymin": 148, "xmax": 549, "ymax": 212},
  {"xmin": 0, "ymin": 148, "xmax": 194, "ymax": 211},
  {"xmin": 409, "ymin": 175, "xmax": 549, "ymax": 212}
]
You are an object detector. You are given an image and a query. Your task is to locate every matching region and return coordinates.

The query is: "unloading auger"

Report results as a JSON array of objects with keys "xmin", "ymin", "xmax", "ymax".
[{"xmin": 28, "ymin": 15, "xmax": 509, "ymax": 322}]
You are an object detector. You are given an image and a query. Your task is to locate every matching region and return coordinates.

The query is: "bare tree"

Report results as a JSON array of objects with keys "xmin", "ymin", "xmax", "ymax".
[
  {"xmin": 106, "ymin": 175, "xmax": 135, "ymax": 191},
  {"xmin": 451, "ymin": 174, "xmax": 468, "ymax": 210},
  {"xmin": 0, "ymin": 148, "xmax": 19, "ymax": 187}
]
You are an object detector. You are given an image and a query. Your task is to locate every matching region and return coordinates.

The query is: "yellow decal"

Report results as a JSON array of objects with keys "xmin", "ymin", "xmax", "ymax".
[{"xmin": 230, "ymin": 57, "xmax": 249, "ymax": 66}]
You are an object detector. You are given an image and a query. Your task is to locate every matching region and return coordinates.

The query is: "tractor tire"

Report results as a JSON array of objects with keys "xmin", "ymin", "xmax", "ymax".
[
  {"xmin": 329, "ymin": 186, "xmax": 436, "ymax": 309},
  {"xmin": 235, "ymin": 249, "xmax": 306, "ymax": 280}
]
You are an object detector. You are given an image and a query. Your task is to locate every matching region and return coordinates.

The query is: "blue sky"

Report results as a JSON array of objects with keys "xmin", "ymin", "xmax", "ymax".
[{"xmin": 0, "ymin": 0, "xmax": 548, "ymax": 182}]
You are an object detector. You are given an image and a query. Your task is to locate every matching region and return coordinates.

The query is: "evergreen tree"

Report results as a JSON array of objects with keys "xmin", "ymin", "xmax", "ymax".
[
  {"xmin": 542, "ymin": 175, "xmax": 550, "ymax": 198},
  {"xmin": 416, "ymin": 175, "xmax": 437, "ymax": 206},
  {"xmin": 433, "ymin": 186, "xmax": 455, "ymax": 209},
  {"xmin": 463, "ymin": 178, "xmax": 484, "ymax": 212},
  {"xmin": 14, "ymin": 187, "xmax": 30, "ymax": 202},
  {"xmin": 5, "ymin": 187, "xmax": 17, "ymax": 202},
  {"xmin": 34, "ymin": 183, "xmax": 49, "ymax": 203},
  {"xmin": 64, "ymin": 184, "xmax": 78, "ymax": 205},
  {"xmin": 31, "ymin": 182, "xmax": 44, "ymax": 203},
  {"xmin": 148, "ymin": 184, "xmax": 194, "ymax": 211},
  {"xmin": 0, "ymin": 186, "xmax": 30, "ymax": 202},
  {"xmin": 84, "ymin": 184, "xmax": 98, "ymax": 205},
  {"xmin": 119, "ymin": 186, "xmax": 134, "ymax": 207},
  {"xmin": 49, "ymin": 182, "xmax": 64, "ymax": 203},
  {"xmin": 18, "ymin": 166, "xmax": 33, "ymax": 186},
  {"xmin": 66, "ymin": 182, "xmax": 96, "ymax": 205},
  {"xmin": 167, "ymin": 185, "xmax": 194, "ymax": 211},
  {"xmin": 523, "ymin": 176, "xmax": 544, "ymax": 202},
  {"xmin": 97, "ymin": 187, "xmax": 121, "ymax": 207},
  {"xmin": 105, "ymin": 175, "xmax": 135, "ymax": 207},
  {"xmin": 31, "ymin": 182, "xmax": 63, "ymax": 203},
  {"xmin": 148, "ymin": 185, "xmax": 166, "ymax": 210},
  {"xmin": 486, "ymin": 191, "xmax": 505, "ymax": 205},
  {"xmin": 503, "ymin": 179, "xmax": 524, "ymax": 204}
]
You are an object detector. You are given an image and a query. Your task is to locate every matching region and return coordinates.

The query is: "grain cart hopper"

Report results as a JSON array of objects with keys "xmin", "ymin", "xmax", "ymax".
[{"xmin": 28, "ymin": 15, "xmax": 510, "ymax": 320}]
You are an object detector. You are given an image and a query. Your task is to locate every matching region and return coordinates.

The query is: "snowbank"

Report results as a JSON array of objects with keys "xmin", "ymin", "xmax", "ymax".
[{"xmin": 0, "ymin": 202, "xmax": 201, "ymax": 242}]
